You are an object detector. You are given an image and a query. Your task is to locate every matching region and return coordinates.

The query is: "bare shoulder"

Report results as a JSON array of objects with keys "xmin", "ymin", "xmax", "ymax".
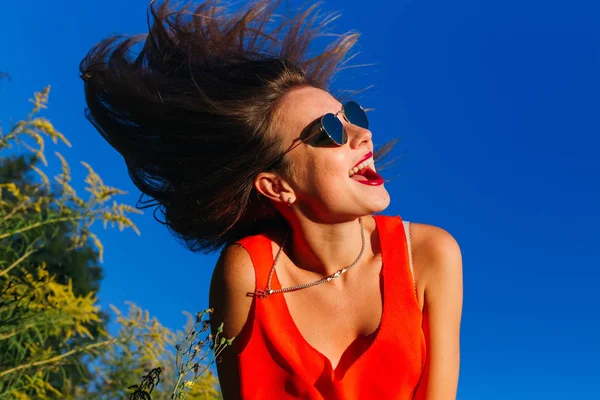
[
  {"xmin": 209, "ymin": 242, "xmax": 256, "ymax": 347},
  {"xmin": 209, "ymin": 243, "xmax": 256, "ymax": 400},
  {"xmin": 407, "ymin": 223, "xmax": 463, "ymax": 399},
  {"xmin": 407, "ymin": 223, "xmax": 462, "ymax": 296}
]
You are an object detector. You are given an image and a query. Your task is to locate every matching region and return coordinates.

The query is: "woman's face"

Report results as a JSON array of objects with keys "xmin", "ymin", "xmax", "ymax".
[{"xmin": 271, "ymin": 86, "xmax": 390, "ymax": 222}]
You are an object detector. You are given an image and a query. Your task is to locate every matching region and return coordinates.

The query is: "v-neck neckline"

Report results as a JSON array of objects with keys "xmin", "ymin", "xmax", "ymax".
[{"xmin": 269, "ymin": 215, "xmax": 387, "ymax": 377}]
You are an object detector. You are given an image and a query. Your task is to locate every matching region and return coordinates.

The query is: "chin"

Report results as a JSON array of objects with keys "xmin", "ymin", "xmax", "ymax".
[{"xmin": 366, "ymin": 189, "xmax": 391, "ymax": 214}]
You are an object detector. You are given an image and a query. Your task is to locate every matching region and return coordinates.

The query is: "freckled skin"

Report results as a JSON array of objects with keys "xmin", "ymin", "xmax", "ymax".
[
  {"xmin": 271, "ymin": 86, "xmax": 390, "ymax": 223},
  {"xmin": 213, "ymin": 86, "xmax": 462, "ymax": 400}
]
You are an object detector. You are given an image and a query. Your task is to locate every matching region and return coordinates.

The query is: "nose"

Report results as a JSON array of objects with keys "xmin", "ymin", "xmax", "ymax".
[{"xmin": 346, "ymin": 123, "xmax": 372, "ymax": 149}]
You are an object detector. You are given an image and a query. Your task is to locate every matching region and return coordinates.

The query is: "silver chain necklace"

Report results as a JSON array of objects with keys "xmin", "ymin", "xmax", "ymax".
[{"xmin": 254, "ymin": 217, "xmax": 365, "ymax": 299}]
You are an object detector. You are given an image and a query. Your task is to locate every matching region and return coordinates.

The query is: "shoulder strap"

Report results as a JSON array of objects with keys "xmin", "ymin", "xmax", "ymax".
[
  {"xmin": 235, "ymin": 234, "xmax": 273, "ymax": 293},
  {"xmin": 402, "ymin": 220, "xmax": 417, "ymax": 298}
]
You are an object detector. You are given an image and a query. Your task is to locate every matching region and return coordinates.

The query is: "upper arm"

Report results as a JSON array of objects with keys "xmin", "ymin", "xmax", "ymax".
[
  {"xmin": 209, "ymin": 243, "xmax": 256, "ymax": 400},
  {"xmin": 411, "ymin": 224, "xmax": 463, "ymax": 400}
]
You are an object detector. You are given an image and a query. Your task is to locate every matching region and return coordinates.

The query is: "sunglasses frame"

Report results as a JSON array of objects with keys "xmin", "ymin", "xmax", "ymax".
[
  {"xmin": 282, "ymin": 101, "xmax": 368, "ymax": 156},
  {"xmin": 264, "ymin": 101, "xmax": 368, "ymax": 171}
]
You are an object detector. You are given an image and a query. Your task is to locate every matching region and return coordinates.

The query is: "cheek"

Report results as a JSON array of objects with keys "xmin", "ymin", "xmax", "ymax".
[{"xmin": 301, "ymin": 153, "xmax": 348, "ymax": 192}]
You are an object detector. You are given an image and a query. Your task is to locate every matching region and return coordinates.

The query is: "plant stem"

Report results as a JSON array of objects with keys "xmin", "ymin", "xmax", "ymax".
[
  {"xmin": 0, "ymin": 321, "xmax": 38, "ymax": 341},
  {"xmin": 0, "ymin": 216, "xmax": 80, "ymax": 240},
  {"xmin": 0, "ymin": 249, "xmax": 36, "ymax": 278},
  {"xmin": 2, "ymin": 203, "xmax": 27, "ymax": 221},
  {"xmin": 0, "ymin": 338, "xmax": 116, "ymax": 378}
]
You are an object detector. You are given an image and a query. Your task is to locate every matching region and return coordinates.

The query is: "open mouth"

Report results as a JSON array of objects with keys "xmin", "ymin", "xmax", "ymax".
[
  {"xmin": 348, "ymin": 152, "xmax": 384, "ymax": 186},
  {"xmin": 349, "ymin": 165, "xmax": 384, "ymax": 186}
]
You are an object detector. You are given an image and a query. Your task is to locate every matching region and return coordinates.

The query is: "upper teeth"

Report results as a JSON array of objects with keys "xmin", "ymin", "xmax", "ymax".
[{"xmin": 349, "ymin": 158, "xmax": 374, "ymax": 176}]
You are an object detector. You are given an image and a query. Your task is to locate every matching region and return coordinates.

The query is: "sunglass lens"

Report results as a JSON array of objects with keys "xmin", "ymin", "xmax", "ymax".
[
  {"xmin": 344, "ymin": 101, "xmax": 369, "ymax": 129},
  {"xmin": 321, "ymin": 113, "xmax": 345, "ymax": 145}
]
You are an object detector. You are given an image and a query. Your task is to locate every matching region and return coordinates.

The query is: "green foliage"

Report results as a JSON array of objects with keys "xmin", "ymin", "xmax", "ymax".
[
  {"xmin": 0, "ymin": 142, "xmax": 108, "ymax": 395},
  {"xmin": 0, "ymin": 87, "xmax": 222, "ymax": 399},
  {"xmin": 0, "ymin": 153, "xmax": 105, "ymax": 295},
  {"xmin": 90, "ymin": 306, "xmax": 224, "ymax": 400}
]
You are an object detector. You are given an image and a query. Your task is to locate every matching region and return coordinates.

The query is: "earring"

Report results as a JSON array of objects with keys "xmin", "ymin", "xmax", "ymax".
[{"xmin": 287, "ymin": 198, "xmax": 293, "ymax": 206}]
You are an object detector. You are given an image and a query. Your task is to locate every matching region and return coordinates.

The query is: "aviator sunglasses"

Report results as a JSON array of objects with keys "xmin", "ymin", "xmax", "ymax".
[{"xmin": 282, "ymin": 101, "xmax": 369, "ymax": 156}]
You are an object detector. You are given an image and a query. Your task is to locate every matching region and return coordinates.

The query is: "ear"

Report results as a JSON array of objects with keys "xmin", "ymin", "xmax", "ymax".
[{"xmin": 254, "ymin": 172, "xmax": 294, "ymax": 206}]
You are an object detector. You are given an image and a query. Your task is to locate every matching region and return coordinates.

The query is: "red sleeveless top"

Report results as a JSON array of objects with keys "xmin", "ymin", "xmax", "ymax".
[{"xmin": 234, "ymin": 215, "xmax": 426, "ymax": 399}]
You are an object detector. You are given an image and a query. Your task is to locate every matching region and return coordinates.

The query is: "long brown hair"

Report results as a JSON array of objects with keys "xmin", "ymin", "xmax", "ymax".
[{"xmin": 80, "ymin": 0, "xmax": 397, "ymax": 253}]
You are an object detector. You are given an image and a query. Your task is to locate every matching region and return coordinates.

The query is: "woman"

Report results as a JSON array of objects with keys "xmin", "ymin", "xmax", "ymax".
[{"xmin": 80, "ymin": 0, "xmax": 463, "ymax": 398}]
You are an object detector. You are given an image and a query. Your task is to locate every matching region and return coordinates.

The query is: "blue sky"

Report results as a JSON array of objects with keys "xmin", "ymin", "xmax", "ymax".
[{"xmin": 1, "ymin": 0, "xmax": 599, "ymax": 398}]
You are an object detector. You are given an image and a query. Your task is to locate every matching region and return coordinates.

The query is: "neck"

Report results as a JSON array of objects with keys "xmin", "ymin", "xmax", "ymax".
[{"xmin": 283, "ymin": 216, "xmax": 368, "ymax": 279}]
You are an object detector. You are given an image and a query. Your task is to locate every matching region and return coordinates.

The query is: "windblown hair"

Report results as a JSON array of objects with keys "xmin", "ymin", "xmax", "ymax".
[{"xmin": 80, "ymin": 0, "xmax": 396, "ymax": 253}]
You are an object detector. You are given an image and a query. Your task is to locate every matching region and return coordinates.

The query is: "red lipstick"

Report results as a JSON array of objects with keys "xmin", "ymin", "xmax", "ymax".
[
  {"xmin": 355, "ymin": 168, "xmax": 384, "ymax": 186},
  {"xmin": 352, "ymin": 151, "xmax": 373, "ymax": 169}
]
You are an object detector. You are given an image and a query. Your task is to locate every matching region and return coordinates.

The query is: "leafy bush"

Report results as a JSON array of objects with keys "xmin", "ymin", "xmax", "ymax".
[{"xmin": 0, "ymin": 87, "xmax": 224, "ymax": 399}]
